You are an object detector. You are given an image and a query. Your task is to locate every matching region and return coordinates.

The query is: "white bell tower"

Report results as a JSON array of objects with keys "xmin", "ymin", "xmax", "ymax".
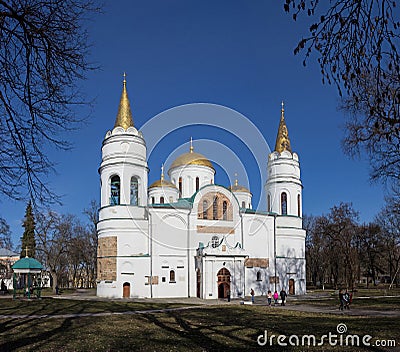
[
  {"xmin": 265, "ymin": 102, "xmax": 302, "ymax": 218},
  {"xmin": 97, "ymin": 76, "xmax": 150, "ymax": 298},
  {"xmin": 99, "ymin": 75, "xmax": 148, "ymax": 209},
  {"xmin": 265, "ymin": 102, "xmax": 306, "ymax": 295}
]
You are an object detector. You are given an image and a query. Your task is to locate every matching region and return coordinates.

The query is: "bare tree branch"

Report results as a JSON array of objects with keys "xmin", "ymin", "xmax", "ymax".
[{"xmin": 0, "ymin": 0, "xmax": 99, "ymax": 204}]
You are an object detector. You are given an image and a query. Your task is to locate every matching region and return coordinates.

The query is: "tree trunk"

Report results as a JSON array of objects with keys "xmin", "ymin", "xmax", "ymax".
[{"xmin": 51, "ymin": 270, "xmax": 58, "ymax": 294}]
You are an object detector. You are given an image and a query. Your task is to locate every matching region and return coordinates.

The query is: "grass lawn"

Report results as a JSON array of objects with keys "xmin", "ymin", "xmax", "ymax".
[
  {"xmin": 0, "ymin": 297, "xmax": 192, "ymax": 315},
  {"xmin": 0, "ymin": 297, "xmax": 399, "ymax": 351}
]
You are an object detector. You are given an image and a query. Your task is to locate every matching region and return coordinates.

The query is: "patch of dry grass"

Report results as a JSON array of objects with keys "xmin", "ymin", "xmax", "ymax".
[{"xmin": 0, "ymin": 301, "xmax": 399, "ymax": 351}]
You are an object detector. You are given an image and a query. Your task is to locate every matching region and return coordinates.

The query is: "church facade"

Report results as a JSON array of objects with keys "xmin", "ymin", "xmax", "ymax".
[{"xmin": 96, "ymin": 79, "xmax": 306, "ymax": 299}]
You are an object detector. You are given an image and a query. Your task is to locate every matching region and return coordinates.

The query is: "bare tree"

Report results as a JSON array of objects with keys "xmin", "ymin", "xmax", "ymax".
[
  {"xmin": 304, "ymin": 214, "xmax": 329, "ymax": 287},
  {"xmin": 83, "ymin": 199, "xmax": 98, "ymax": 287},
  {"xmin": 36, "ymin": 201, "xmax": 98, "ymax": 291},
  {"xmin": 376, "ymin": 196, "xmax": 400, "ymax": 287},
  {"xmin": 0, "ymin": 217, "xmax": 12, "ymax": 250},
  {"xmin": 284, "ymin": 1, "xmax": 399, "ymax": 186},
  {"xmin": 357, "ymin": 222, "xmax": 383, "ymax": 286},
  {"xmin": 0, "ymin": 0, "xmax": 98, "ymax": 204},
  {"xmin": 35, "ymin": 211, "xmax": 71, "ymax": 292},
  {"xmin": 325, "ymin": 203, "xmax": 360, "ymax": 288}
]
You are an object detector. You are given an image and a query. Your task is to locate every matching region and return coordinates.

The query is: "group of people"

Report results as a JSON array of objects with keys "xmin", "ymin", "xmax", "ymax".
[
  {"xmin": 250, "ymin": 288, "xmax": 287, "ymax": 306},
  {"xmin": 339, "ymin": 289, "xmax": 352, "ymax": 310}
]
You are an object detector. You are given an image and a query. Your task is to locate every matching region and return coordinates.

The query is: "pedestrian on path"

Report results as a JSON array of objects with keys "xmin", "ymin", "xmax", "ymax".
[
  {"xmin": 339, "ymin": 289, "xmax": 344, "ymax": 310},
  {"xmin": 267, "ymin": 290, "xmax": 272, "ymax": 306},
  {"xmin": 273, "ymin": 290, "xmax": 279, "ymax": 306},
  {"xmin": 250, "ymin": 288, "xmax": 255, "ymax": 304},
  {"xmin": 280, "ymin": 288, "xmax": 287, "ymax": 306}
]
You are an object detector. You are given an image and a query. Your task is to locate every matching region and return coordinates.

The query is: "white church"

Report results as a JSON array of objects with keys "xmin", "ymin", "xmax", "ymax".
[{"xmin": 96, "ymin": 79, "xmax": 306, "ymax": 299}]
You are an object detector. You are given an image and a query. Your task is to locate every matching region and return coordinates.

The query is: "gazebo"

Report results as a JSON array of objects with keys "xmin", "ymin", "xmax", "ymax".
[{"xmin": 12, "ymin": 256, "xmax": 43, "ymax": 299}]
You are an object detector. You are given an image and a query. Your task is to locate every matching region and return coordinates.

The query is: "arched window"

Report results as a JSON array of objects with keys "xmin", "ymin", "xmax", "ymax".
[
  {"xmin": 281, "ymin": 192, "xmax": 287, "ymax": 215},
  {"xmin": 178, "ymin": 177, "xmax": 182, "ymax": 196},
  {"xmin": 213, "ymin": 197, "xmax": 218, "ymax": 220},
  {"xmin": 267, "ymin": 194, "xmax": 271, "ymax": 212},
  {"xmin": 196, "ymin": 177, "xmax": 200, "ymax": 191},
  {"xmin": 130, "ymin": 176, "xmax": 138, "ymax": 205},
  {"xmin": 110, "ymin": 175, "xmax": 120, "ymax": 205},
  {"xmin": 241, "ymin": 201, "xmax": 246, "ymax": 208},
  {"xmin": 203, "ymin": 200, "xmax": 208, "ymax": 219},
  {"xmin": 169, "ymin": 270, "xmax": 176, "ymax": 283},
  {"xmin": 211, "ymin": 235, "xmax": 219, "ymax": 248},
  {"xmin": 160, "ymin": 197, "xmax": 165, "ymax": 204},
  {"xmin": 256, "ymin": 271, "xmax": 262, "ymax": 281},
  {"xmin": 222, "ymin": 201, "xmax": 227, "ymax": 220},
  {"xmin": 297, "ymin": 194, "xmax": 301, "ymax": 217}
]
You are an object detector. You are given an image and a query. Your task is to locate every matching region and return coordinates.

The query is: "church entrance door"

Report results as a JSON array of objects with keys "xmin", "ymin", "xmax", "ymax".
[
  {"xmin": 289, "ymin": 279, "xmax": 295, "ymax": 295},
  {"xmin": 217, "ymin": 268, "xmax": 231, "ymax": 298},
  {"xmin": 123, "ymin": 282, "xmax": 130, "ymax": 298}
]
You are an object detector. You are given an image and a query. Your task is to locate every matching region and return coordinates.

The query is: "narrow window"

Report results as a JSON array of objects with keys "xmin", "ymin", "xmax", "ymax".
[
  {"xmin": 256, "ymin": 271, "xmax": 262, "ymax": 281},
  {"xmin": 213, "ymin": 197, "xmax": 218, "ymax": 220},
  {"xmin": 160, "ymin": 197, "xmax": 165, "ymax": 204},
  {"xmin": 151, "ymin": 197, "xmax": 155, "ymax": 204},
  {"xmin": 241, "ymin": 201, "xmax": 246, "ymax": 208},
  {"xmin": 179, "ymin": 177, "xmax": 182, "ymax": 197},
  {"xmin": 130, "ymin": 177, "xmax": 138, "ymax": 205},
  {"xmin": 281, "ymin": 192, "xmax": 287, "ymax": 215},
  {"xmin": 169, "ymin": 270, "xmax": 175, "ymax": 283},
  {"xmin": 211, "ymin": 235, "xmax": 219, "ymax": 248},
  {"xmin": 203, "ymin": 200, "xmax": 208, "ymax": 219},
  {"xmin": 110, "ymin": 175, "xmax": 120, "ymax": 205},
  {"xmin": 196, "ymin": 177, "xmax": 200, "ymax": 191},
  {"xmin": 267, "ymin": 194, "xmax": 271, "ymax": 212},
  {"xmin": 222, "ymin": 201, "xmax": 227, "ymax": 220},
  {"xmin": 297, "ymin": 194, "xmax": 301, "ymax": 217}
]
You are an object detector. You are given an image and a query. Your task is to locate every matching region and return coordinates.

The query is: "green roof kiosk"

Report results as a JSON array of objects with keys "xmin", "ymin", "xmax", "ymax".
[{"xmin": 12, "ymin": 256, "xmax": 43, "ymax": 299}]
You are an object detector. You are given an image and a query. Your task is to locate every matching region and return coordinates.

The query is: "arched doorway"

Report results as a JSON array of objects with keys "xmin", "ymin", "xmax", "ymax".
[
  {"xmin": 217, "ymin": 268, "xmax": 231, "ymax": 298},
  {"xmin": 289, "ymin": 279, "xmax": 295, "ymax": 295},
  {"xmin": 123, "ymin": 282, "xmax": 130, "ymax": 298}
]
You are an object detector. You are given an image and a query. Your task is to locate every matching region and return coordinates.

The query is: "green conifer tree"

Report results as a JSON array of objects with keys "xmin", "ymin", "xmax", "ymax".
[{"xmin": 20, "ymin": 201, "xmax": 36, "ymax": 258}]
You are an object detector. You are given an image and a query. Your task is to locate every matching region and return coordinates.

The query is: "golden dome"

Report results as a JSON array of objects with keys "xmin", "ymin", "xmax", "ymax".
[
  {"xmin": 229, "ymin": 178, "xmax": 250, "ymax": 193},
  {"xmin": 149, "ymin": 179, "xmax": 177, "ymax": 189},
  {"xmin": 169, "ymin": 140, "xmax": 214, "ymax": 170},
  {"xmin": 149, "ymin": 164, "xmax": 177, "ymax": 189}
]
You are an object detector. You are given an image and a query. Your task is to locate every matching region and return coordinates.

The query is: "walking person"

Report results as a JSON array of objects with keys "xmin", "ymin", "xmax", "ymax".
[
  {"xmin": 280, "ymin": 288, "xmax": 287, "ymax": 306},
  {"xmin": 343, "ymin": 289, "xmax": 350, "ymax": 310},
  {"xmin": 273, "ymin": 290, "xmax": 279, "ymax": 306},
  {"xmin": 267, "ymin": 290, "xmax": 272, "ymax": 306},
  {"xmin": 338, "ymin": 289, "xmax": 344, "ymax": 310},
  {"xmin": 250, "ymin": 288, "xmax": 255, "ymax": 304}
]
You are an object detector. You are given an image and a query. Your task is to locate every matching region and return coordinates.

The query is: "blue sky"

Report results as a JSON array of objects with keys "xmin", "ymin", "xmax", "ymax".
[{"xmin": 3, "ymin": 1, "xmax": 385, "ymax": 246}]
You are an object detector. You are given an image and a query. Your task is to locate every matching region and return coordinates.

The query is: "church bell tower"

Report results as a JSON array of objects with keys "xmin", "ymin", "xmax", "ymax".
[
  {"xmin": 98, "ymin": 76, "xmax": 148, "ymax": 208},
  {"xmin": 97, "ymin": 76, "xmax": 149, "ymax": 298},
  {"xmin": 265, "ymin": 103, "xmax": 302, "ymax": 219}
]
